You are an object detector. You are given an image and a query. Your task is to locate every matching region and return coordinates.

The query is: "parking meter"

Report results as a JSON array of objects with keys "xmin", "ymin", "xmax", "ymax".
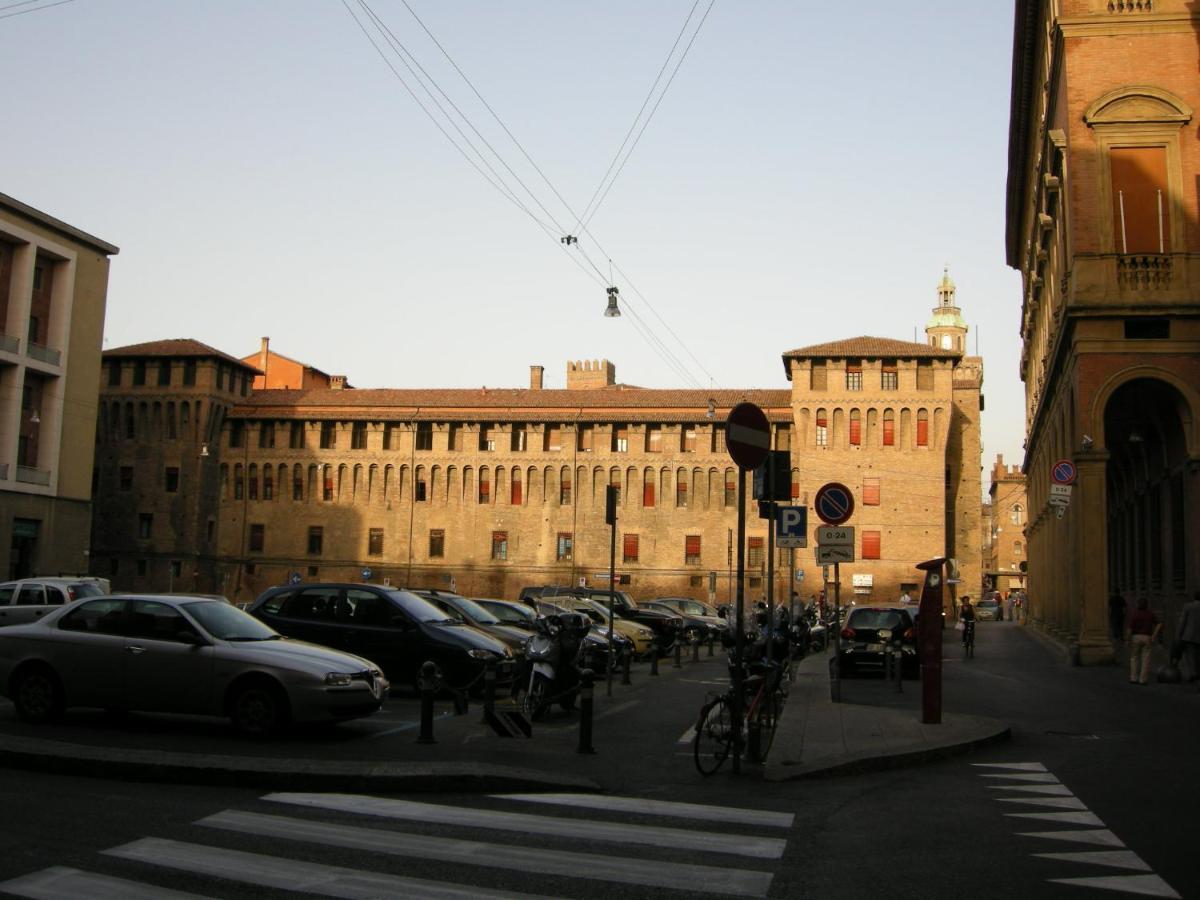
[{"xmin": 915, "ymin": 557, "xmax": 946, "ymax": 724}]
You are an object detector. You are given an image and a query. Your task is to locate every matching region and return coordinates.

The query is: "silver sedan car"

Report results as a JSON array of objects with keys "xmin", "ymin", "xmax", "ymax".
[{"xmin": 0, "ymin": 594, "xmax": 388, "ymax": 735}]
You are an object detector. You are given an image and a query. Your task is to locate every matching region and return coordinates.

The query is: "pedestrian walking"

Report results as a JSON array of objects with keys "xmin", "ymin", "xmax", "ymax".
[
  {"xmin": 1108, "ymin": 593, "xmax": 1126, "ymax": 643},
  {"xmin": 1003, "ymin": 592, "xmax": 1014, "ymax": 622},
  {"xmin": 1177, "ymin": 592, "xmax": 1200, "ymax": 683},
  {"xmin": 1126, "ymin": 598, "xmax": 1162, "ymax": 685}
]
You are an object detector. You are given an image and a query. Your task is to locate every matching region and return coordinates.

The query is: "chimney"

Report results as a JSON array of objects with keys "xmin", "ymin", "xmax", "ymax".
[
  {"xmin": 330, "ymin": 375, "xmax": 346, "ymax": 391},
  {"xmin": 530, "ymin": 365, "xmax": 544, "ymax": 390},
  {"xmin": 259, "ymin": 337, "xmax": 270, "ymax": 387}
]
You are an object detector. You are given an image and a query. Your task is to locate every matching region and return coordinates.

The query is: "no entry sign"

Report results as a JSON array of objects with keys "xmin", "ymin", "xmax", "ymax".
[
  {"xmin": 814, "ymin": 482, "xmax": 855, "ymax": 525},
  {"xmin": 726, "ymin": 402, "xmax": 771, "ymax": 470}
]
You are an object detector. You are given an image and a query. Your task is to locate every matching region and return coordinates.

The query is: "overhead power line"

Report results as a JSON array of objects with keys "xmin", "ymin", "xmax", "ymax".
[{"xmin": 0, "ymin": 0, "xmax": 76, "ymax": 21}]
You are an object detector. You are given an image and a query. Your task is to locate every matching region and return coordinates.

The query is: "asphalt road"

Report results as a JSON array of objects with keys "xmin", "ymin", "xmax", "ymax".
[{"xmin": 0, "ymin": 622, "xmax": 1195, "ymax": 898}]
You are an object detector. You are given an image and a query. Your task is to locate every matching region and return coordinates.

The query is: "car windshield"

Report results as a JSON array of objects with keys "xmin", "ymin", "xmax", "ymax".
[
  {"xmin": 448, "ymin": 596, "xmax": 501, "ymax": 625},
  {"xmin": 848, "ymin": 609, "xmax": 904, "ymax": 631},
  {"xmin": 388, "ymin": 589, "xmax": 456, "ymax": 623},
  {"xmin": 185, "ymin": 601, "xmax": 280, "ymax": 641},
  {"xmin": 70, "ymin": 583, "xmax": 106, "ymax": 600}
]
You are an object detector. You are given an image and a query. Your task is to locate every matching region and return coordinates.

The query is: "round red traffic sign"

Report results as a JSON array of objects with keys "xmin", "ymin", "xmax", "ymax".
[
  {"xmin": 1051, "ymin": 459, "xmax": 1076, "ymax": 485},
  {"xmin": 725, "ymin": 402, "xmax": 771, "ymax": 470},
  {"xmin": 814, "ymin": 482, "xmax": 855, "ymax": 525}
]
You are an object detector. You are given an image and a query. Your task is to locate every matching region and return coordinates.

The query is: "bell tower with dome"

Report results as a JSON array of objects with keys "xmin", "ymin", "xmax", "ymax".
[{"xmin": 925, "ymin": 267, "xmax": 968, "ymax": 353}]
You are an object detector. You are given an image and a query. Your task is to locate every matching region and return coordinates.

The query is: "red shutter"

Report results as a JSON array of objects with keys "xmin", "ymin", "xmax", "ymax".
[
  {"xmin": 863, "ymin": 478, "xmax": 880, "ymax": 506},
  {"xmin": 511, "ymin": 480, "xmax": 522, "ymax": 505},
  {"xmin": 883, "ymin": 417, "xmax": 895, "ymax": 446},
  {"xmin": 685, "ymin": 535, "xmax": 701, "ymax": 557},
  {"xmin": 917, "ymin": 418, "xmax": 929, "ymax": 447},
  {"xmin": 849, "ymin": 416, "xmax": 861, "ymax": 446},
  {"xmin": 863, "ymin": 530, "xmax": 881, "ymax": 559},
  {"xmin": 1111, "ymin": 147, "xmax": 1169, "ymax": 254},
  {"xmin": 790, "ymin": 478, "xmax": 800, "ymax": 499},
  {"xmin": 623, "ymin": 534, "xmax": 639, "ymax": 561},
  {"xmin": 643, "ymin": 482, "xmax": 655, "ymax": 507},
  {"xmin": 816, "ymin": 412, "xmax": 827, "ymax": 427}
]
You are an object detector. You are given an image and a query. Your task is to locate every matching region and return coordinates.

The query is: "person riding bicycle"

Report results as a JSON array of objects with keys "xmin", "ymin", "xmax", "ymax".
[{"xmin": 959, "ymin": 596, "xmax": 976, "ymax": 646}]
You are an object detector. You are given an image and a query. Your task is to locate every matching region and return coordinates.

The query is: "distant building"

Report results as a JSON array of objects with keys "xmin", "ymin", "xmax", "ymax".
[
  {"xmin": 93, "ymin": 274, "xmax": 983, "ymax": 610},
  {"xmin": 0, "ymin": 192, "xmax": 118, "ymax": 579},
  {"xmin": 984, "ymin": 454, "xmax": 1027, "ymax": 596},
  {"xmin": 240, "ymin": 337, "xmax": 346, "ymax": 391},
  {"xmin": 1006, "ymin": 0, "xmax": 1200, "ymax": 661}
]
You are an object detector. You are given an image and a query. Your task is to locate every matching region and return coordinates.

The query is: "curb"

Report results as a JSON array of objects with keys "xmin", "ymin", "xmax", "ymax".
[{"xmin": 0, "ymin": 733, "xmax": 602, "ymax": 794}]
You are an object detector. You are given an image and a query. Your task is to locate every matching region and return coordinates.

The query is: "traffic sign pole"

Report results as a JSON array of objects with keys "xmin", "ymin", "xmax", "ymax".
[{"xmin": 732, "ymin": 466, "xmax": 746, "ymax": 774}]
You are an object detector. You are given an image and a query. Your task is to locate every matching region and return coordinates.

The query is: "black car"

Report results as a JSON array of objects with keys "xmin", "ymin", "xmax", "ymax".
[
  {"xmin": 248, "ymin": 583, "xmax": 516, "ymax": 693},
  {"xmin": 838, "ymin": 605, "xmax": 919, "ymax": 678},
  {"xmin": 639, "ymin": 598, "xmax": 727, "ymax": 642},
  {"xmin": 409, "ymin": 590, "xmax": 530, "ymax": 657}
]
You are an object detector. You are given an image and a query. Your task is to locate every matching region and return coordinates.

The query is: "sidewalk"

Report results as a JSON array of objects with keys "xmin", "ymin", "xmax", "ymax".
[{"xmin": 764, "ymin": 648, "xmax": 1010, "ymax": 781}]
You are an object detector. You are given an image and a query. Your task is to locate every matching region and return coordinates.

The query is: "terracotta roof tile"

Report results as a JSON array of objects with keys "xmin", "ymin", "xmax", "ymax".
[{"xmin": 104, "ymin": 339, "xmax": 261, "ymax": 372}]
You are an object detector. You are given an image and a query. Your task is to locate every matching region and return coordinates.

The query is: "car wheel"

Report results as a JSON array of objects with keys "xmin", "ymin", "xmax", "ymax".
[
  {"xmin": 229, "ymin": 679, "xmax": 290, "ymax": 737},
  {"xmin": 12, "ymin": 664, "xmax": 64, "ymax": 723}
]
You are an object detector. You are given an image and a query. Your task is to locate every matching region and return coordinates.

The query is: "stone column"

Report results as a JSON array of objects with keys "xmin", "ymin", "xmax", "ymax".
[{"xmin": 1075, "ymin": 450, "xmax": 1113, "ymax": 664}]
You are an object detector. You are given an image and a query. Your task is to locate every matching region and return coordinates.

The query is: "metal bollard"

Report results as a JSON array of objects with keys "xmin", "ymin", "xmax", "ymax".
[
  {"xmin": 692, "ymin": 635, "xmax": 701, "ymax": 663},
  {"xmin": 708, "ymin": 635, "xmax": 715, "ymax": 657},
  {"xmin": 673, "ymin": 639, "xmax": 682, "ymax": 669},
  {"xmin": 621, "ymin": 648, "xmax": 632, "ymax": 685},
  {"xmin": 417, "ymin": 660, "xmax": 438, "ymax": 744},
  {"xmin": 577, "ymin": 668, "xmax": 596, "ymax": 754},
  {"xmin": 482, "ymin": 658, "xmax": 496, "ymax": 721},
  {"xmin": 894, "ymin": 643, "xmax": 903, "ymax": 694},
  {"xmin": 650, "ymin": 650, "xmax": 659, "ymax": 676}
]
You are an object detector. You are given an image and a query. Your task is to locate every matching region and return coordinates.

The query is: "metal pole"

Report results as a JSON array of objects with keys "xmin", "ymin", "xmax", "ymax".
[
  {"xmin": 577, "ymin": 669, "xmax": 595, "ymax": 754},
  {"xmin": 732, "ymin": 466, "xmax": 747, "ymax": 774},
  {"xmin": 416, "ymin": 660, "xmax": 437, "ymax": 744},
  {"xmin": 607, "ymin": 515, "xmax": 616, "ymax": 697},
  {"xmin": 831, "ymin": 561, "xmax": 842, "ymax": 703},
  {"xmin": 767, "ymin": 498, "xmax": 775, "ymax": 667}
]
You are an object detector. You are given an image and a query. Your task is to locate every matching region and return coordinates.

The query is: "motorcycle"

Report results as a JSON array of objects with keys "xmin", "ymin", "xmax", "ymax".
[{"xmin": 520, "ymin": 612, "xmax": 590, "ymax": 720}]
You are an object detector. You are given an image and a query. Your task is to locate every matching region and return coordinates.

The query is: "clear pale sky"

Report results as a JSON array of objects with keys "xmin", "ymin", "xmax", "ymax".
[{"xmin": 2, "ymin": 0, "xmax": 1025, "ymax": 491}]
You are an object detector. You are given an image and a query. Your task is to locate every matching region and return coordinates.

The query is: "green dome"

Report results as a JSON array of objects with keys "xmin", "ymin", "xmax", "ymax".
[{"xmin": 927, "ymin": 309, "xmax": 967, "ymax": 330}]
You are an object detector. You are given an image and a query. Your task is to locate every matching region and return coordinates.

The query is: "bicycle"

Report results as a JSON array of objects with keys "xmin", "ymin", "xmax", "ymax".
[
  {"xmin": 694, "ymin": 656, "xmax": 787, "ymax": 776},
  {"xmin": 962, "ymin": 620, "xmax": 976, "ymax": 659}
]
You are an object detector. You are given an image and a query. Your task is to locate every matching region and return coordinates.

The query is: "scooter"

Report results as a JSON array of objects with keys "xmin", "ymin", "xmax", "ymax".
[{"xmin": 521, "ymin": 612, "xmax": 589, "ymax": 720}]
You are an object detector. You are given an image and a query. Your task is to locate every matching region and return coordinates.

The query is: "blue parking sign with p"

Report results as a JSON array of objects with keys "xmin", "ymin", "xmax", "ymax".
[{"xmin": 776, "ymin": 505, "xmax": 808, "ymax": 548}]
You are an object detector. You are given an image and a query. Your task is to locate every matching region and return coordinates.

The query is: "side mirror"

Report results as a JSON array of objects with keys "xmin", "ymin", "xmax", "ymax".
[{"xmin": 177, "ymin": 630, "xmax": 206, "ymax": 646}]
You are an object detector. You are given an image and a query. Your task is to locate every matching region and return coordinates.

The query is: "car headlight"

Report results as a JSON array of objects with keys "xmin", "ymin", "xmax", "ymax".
[
  {"xmin": 324, "ymin": 672, "xmax": 354, "ymax": 686},
  {"xmin": 468, "ymin": 648, "xmax": 496, "ymax": 659}
]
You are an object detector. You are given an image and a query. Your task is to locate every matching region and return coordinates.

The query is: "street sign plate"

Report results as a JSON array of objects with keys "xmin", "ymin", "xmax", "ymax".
[
  {"xmin": 1049, "ymin": 484, "xmax": 1072, "ymax": 506},
  {"xmin": 816, "ymin": 545, "xmax": 855, "ymax": 564},
  {"xmin": 1051, "ymin": 459, "xmax": 1077, "ymax": 485},
  {"xmin": 725, "ymin": 402, "xmax": 771, "ymax": 470},
  {"xmin": 814, "ymin": 482, "xmax": 855, "ymax": 525},
  {"xmin": 817, "ymin": 525, "xmax": 854, "ymax": 547},
  {"xmin": 776, "ymin": 505, "xmax": 808, "ymax": 548}
]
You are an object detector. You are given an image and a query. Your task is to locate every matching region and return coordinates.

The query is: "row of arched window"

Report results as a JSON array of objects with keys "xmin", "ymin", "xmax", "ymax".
[
  {"xmin": 218, "ymin": 462, "xmax": 801, "ymax": 510},
  {"xmin": 97, "ymin": 399, "xmax": 223, "ymax": 445},
  {"xmin": 797, "ymin": 407, "xmax": 942, "ymax": 450}
]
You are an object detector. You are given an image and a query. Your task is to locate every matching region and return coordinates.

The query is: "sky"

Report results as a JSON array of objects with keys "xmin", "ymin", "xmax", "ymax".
[{"xmin": 2, "ymin": 0, "xmax": 1026, "ymax": 492}]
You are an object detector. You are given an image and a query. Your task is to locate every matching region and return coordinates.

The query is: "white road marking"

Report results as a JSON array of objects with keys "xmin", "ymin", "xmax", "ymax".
[
  {"xmin": 265, "ymin": 793, "xmax": 785, "ymax": 860},
  {"xmin": 971, "ymin": 762, "xmax": 1048, "ymax": 772},
  {"xmin": 1005, "ymin": 810, "xmax": 1106, "ymax": 827},
  {"xmin": 365, "ymin": 711, "xmax": 453, "ymax": 739},
  {"xmin": 594, "ymin": 700, "xmax": 640, "ymax": 721},
  {"xmin": 678, "ymin": 725, "xmax": 697, "ymax": 744},
  {"xmin": 493, "ymin": 792, "xmax": 795, "ymax": 828},
  {"xmin": 1017, "ymin": 829, "xmax": 1126, "ymax": 847},
  {"xmin": 0, "ymin": 866, "xmax": 213, "ymax": 899},
  {"xmin": 1047, "ymin": 874, "xmax": 1181, "ymax": 898},
  {"xmin": 1034, "ymin": 850, "xmax": 1151, "ymax": 871},
  {"xmin": 105, "ymin": 838, "xmax": 542, "ymax": 899},
  {"xmin": 979, "ymin": 772, "xmax": 1060, "ymax": 783},
  {"xmin": 200, "ymin": 810, "xmax": 774, "ymax": 897},
  {"xmin": 995, "ymin": 796, "xmax": 1087, "ymax": 810},
  {"xmin": 986, "ymin": 783, "xmax": 1074, "ymax": 795}
]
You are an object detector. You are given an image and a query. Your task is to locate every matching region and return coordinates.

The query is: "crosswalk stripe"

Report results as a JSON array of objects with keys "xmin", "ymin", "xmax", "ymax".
[
  {"xmin": 972, "ymin": 762, "xmax": 1048, "ymax": 771},
  {"xmin": 199, "ymin": 809, "xmax": 774, "ymax": 897},
  {"xmin": 265, "ymin": 793, "xmax": 786, "ymax": 860},
  {"xmin": 994, "ymin": 796, "xmax": 1088, "ymax": 810},
  {"xmin": 978, "ymin": 772, "xmax": 1060, "ymax": 783},
  {"xmin": 105, "ymin": 837, "xmax": 548, "ymax": 900},
  {"xmin": 1005, "ymin": 811, "xmax": 1106, "ymax": 827},
  {"xmin": 986, "ymin": 784, "xmax": 1073, "ymax": 796},
  {"xmin": 0, "ymin": 865, "xmax": 214, "ymax": 900},
  {"xmin": 493, "ymin": 792, "xmax": 795, "ymax": 828},
  {"xmin": 1017, "ymin": 829, "xmax": 1125, "ymax": 847},
  {"xmin": 678, "ymin": 725, "xmax": 697, "ymax": 744},
  {"xmin": 1034, "ymin": 850, "xmax": 1151, "ymax": 871},
  {"xmin": 1047, "ymin": 873, "xmax": 1181, "ymax": 898}
]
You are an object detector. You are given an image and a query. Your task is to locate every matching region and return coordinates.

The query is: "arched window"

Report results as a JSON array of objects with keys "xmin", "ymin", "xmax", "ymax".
[
  {"xmin": 916, "ymin": 409, "xmax": 929, "ymax": 447},
  {"xmin": 1011, "ymin": 504, "xmax": 1024, "ymax": 525},
  {"xmin": 815, "ymin": 409, "xmax": 828, "ymax": 448},
  {"xmin": 849, "ymin": 409, "xmax": 861, "ymax": 447},
  {"xmin": 292, "ymin": 464, "xmax": 304, "ymax": 501},
  {"xmin": 883, "ymin": 409, "xmax": 895, "ymax": 446},
  {"xmin": 643, "ymin": 466, "xmax": 656, "ymax": 507},
  {"xmin": 477, "ymin": 466, "xmax": 488, "ymax": 504},
  {"xmin": 417, "ymin": 465, "xmax": 429, "ymax": 503},
  {"xmin": 511, "ymin": 467, "xmax": 522, "ymax": 505},
  {"xmin": 1013, "ymin": 540, "xmax": 1023, "ymax": 557},
  {"xmin": 262, "ymin": 464, "xmax": 273, "ymax": 500},
  {"xmin": 610, "ymin": 467, "xmax": 622, "ymax": 504},
  {"xmin": 676, "ymin": 468, "xmax": 688, "ymax": 508},
  {"xmin": 323, "ymin": 465, "xmax": 334, "ymax": 502},
  {"xmin": 234, "ymin": 463, "xmax": 244, "ymax": 500}
]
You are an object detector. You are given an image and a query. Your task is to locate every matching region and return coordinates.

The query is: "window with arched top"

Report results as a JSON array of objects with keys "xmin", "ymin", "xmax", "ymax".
[
  {"xmin": 916, "ymin": 409, "xmax": 929, "ymax": 447},
  {"xmin": 815, "ymin": 409, "xmax": 828, "ymax": 448},
  {"xmin": 849, "ymin": 409, "xmax": 861, "ymax": 447},
  {"xmin": 1011, "ymin": 504, "xmax": 1024, "ymax": 525},
  {"xmin": 1013, "ymin": 541, "xmax": 1023, "ymax": 557},
  {"xmin": 883, "ymin": 409, "xmax": 895, "ymax": 446}
]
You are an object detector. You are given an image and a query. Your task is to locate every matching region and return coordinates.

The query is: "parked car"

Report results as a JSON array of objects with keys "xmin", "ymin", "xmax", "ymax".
[
  {"xmin": 474, "ymin": 598, "xmax": 538, "ymax": 631},
  {"xmin": 531, "ymin": 600, "xmax": 632, "ymax": 673},
  {"xmin": 0, "ymin": 578, "xmax": 109, "ymax": 628},
  {"xmin": 521, "ymin": 586, "xmax": 681, "ymax": 654},
  {"xmin": 248, "ymin": 583, "xmax": 516, "ymax": 694},
  {"xmin": 409, "ymin": 590, "xmax": 529, "ymax": 659},
  {"xmin": 975, "ymin": 596, "xmax": 1003, "ymax": 622},
  {"xmin": 639, "ymin": 598, "xmax": 727, "ymax": 642},
  {"xmin": 838, "ymin": 604, "xmax": 919, "ymax": 678},
  {"xmin": 0, "ymin": 594, "xmax": 388, "ymax": 735}
]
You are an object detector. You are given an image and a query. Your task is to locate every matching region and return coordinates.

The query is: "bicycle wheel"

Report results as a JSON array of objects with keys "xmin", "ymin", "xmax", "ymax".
[{"xmin": 694, "ymin": 695, "xmax": 734, "ymax": 776}]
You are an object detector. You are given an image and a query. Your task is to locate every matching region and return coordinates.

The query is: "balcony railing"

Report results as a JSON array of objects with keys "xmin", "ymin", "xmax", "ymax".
[
  {"xmin": 27, "ymin": 342, "xmax": 61, "ymax": 366},
  {"xmin": 1117, "ymin": 254, "xmax": 1171, "ymax": 289},
  {"xmin": 0, "ymin": 333, "xmax": 18, "ymax": 354},
  {"xmin": 16, "ymin": 466, "xmax": 50, "ymax": 486}
]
